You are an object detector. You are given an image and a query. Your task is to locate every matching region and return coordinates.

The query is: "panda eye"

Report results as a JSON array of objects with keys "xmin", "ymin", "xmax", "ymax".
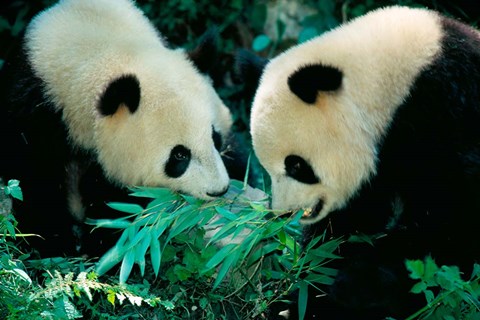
[
  {"xmin": 165, "ymin": 145, "xmax": 191, "ymax": 178},
  {"xmin": 174, "ymin": 150, "xmax": 189, "ymax": 161},
  {"xmin": 284, "ymin": 155, "xmax": 319, "ymax": 184},
  {"xmin": 212, "ymin": 127, "xmax": 223, "ymax": 151}
]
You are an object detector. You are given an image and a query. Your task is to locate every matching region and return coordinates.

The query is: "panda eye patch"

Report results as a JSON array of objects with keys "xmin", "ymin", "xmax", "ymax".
[
  {"xmin": 212, "ymin": 127, "xmax": 222, "ymax": 151},
  {"xmin": 165, "ymin": 145, "xmax": 191, "ymax": 178},
  {"xmin": 284, "ymin": 155, "xmax": 319, "ymax": 184}
]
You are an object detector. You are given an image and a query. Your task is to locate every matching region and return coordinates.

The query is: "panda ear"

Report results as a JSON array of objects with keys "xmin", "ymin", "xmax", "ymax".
[
  {"xmin": 98, "ymin": 75, "xmax": 141, "ymax": 116},
  {"xmin": 235, "ymin": 49, "xmax": 268, "ymax": 104},
  {"xmin": 235, "ymin": 49, "xmax": 268, "ymax": 89},
  {"xmin": 288, "ymin": 64, "xmax": 342, "ymax": 104},
  {"xmin": 188, "ymin": 28, "xmax": 218, "ymax": 74}
]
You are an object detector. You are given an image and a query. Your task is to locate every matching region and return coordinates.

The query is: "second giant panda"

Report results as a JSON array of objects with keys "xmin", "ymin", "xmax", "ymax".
[
  {"xmin": 244, "ymin": 6, "xmax": 480, "ymax": 319},
  {"xmin": 0, "ymin": 0, "xmax": 237, "ymax": 256}
]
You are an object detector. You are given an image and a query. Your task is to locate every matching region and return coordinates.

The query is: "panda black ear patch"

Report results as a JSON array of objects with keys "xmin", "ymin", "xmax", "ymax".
[
  {"xmin": 98, "ymin": 75, "xmax": 141, "ymax": 116},
  {"xmin": 235, "ymin": 49, "xmax": 268, "ymax": 97},
  {"xmin": 288, "ymin": 64, "xmax": 342, "ymax": 104},
  {"xmin": 188, "ymin": 28, "xmax": 218, "ymax": 74}
]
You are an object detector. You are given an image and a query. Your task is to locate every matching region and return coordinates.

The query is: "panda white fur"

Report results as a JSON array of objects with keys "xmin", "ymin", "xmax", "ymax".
[
  {"xmin": 245, "ymin": 6, "xmax": 480, "ymax": 319},
  {"xmin": 0, "ymin": 0, "xmax": 235, "ymax": 255}
]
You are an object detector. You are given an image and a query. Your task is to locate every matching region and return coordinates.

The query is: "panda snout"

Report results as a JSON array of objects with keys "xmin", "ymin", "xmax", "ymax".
[{"xmin": 207, "ymin": 186, "xmax": 229, "ymax": 198}]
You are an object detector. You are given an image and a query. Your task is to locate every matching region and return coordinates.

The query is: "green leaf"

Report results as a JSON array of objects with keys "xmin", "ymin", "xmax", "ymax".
[
  {"xmin": 423, "ymin": 256, "xmax": 439, "ymax": 283},
  {"xmin": 159, "ymin": 300, "xmax": 175, "ymax": 310},
  {"xmin": 252, "ymin": 34, "xmax": 271, "ymax": 52},
  {"xmin": 126, "ymin": 226, "xmax": 150, "ymax": 249},
  {"xmin": 12, "ymin": 268, "xmax": 32, "ymax": 284},
  {"xmin": 88, "ymin": 219, "xmax": 131, "ymax": 229},
  {"xmin": 213, "ymin": 250, "xmax": 240, "ymax": 289},
  {"xmin": 246, "ymin": 237, "xmax": 278, "ymax": 267},
  {"xmin": 298, "ymin": 280, "xmax": 308, "ymax": 320},
  {"xmin": 348, "ymin": 233, "xmax": 374, "ymax": 246},
  {"xmin": 129, "ymin": 187, "xmax": 177, "ymax": 200},
  {"xmin": 251, "ymin": 4, "xmax": 267, "ymax": 32},
  {"xmin": 314, "ymin": 267, "xmax": 338, "ymax": 277},
  {"xmin": 96, "ymin": 243, "xmax": 128, "ymax": 276},
  {"xmin": 153, "ymin": 220, "xmax": 170, "ymax": 239},
  {"xmin": 298, "ymin": 27, "xmax": 318, "ymax": 44},
  {"xmin": 249, "ymin": 202, "xmax": 266, "ymax": 212},
  {"xmin": 207, "ymin": 220, "xmax": 238, "ymax": 245},
  {"xmin": 150, "ymin": 237, "xmax": 161, "ymax": 277},
  {"xmin": 276, "ymin": 19, "xmax": 286, "ymax": 42},
  {"xmin": 215, "ymin": 206, "xmax": 238, "ymax": 221},
  {"xmin": 107, "ymin": 202, "xmax": 144, "ymax": 214},
  {"xmin": 61, "ymin": 294, "xmax": 82, "ymax": 319},
  {"xmin": 6, "ymin": 180, "xmax": 23, "ymax": 201},
  {"xmin": 199, "ymin": 297, "xmax": 209, "ymax": 309},
  {"xmin": 424, "ymin": 289, "xmax": 434, "ymax": 303},
  {"xmin": 470, "ymin": 263, "xmax": 480, "ymax": 281},
  {"xmin": 410, "ymin": 281, "xmax": 427, "ymax": 294},
  {"xmin": 304, "ymin": 273, "xmax": 335, "ymax": 286},
  {"xmin": 406, "ymin": 259, "xmax": 425, "ymax": 280},
  {"xmin": 166, "ymin": 209, "xmax": 203, "ymax": 243},
  {"xmin": 135, "ymin": 232, "xmax": 151, "ymax": 277},
  {"xmin": 205, "ymin": 243, "xmax": 236, "ymax": 270},
  {"xmin": 436, "ymin": 265, "xmax": 462, "ymax": 291},
  {"xmin": 107, "ymin": 290, "xmax": 116, "ymax": 306},
  {"xmin": 120, "ymin": 249, "xmax": 135, "ymax": 283},
  {"xmin": 173, "ymin": 265, "xmax": 192, "ymax": 281},
  {"xmin": 308, "ymin": 248, "xmax": 342, "ymax": 260}
]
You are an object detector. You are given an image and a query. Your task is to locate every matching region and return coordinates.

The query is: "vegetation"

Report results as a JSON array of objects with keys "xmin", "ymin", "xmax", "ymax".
[{"xmin": 1, "ymin": 0, "xmax": 479, "ymax": 319}]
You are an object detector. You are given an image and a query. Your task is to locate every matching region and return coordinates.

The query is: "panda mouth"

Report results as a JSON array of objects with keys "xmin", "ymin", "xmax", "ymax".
[{"xmin": 300, "ymin": 200, "xmax": 324, "ymax": 221}]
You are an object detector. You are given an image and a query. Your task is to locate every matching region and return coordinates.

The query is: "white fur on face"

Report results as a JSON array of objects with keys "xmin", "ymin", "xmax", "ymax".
[
  {"xmin": 251, "ymin": 6, "xmax": 442, "ymax": 223},
  {"xmin": 26, "ymin": 0, "xmax": 232, "ymax": 199}
]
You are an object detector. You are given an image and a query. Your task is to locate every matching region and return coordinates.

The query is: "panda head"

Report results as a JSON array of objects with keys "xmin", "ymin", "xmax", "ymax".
[
  {"xmin": 25, "ymin": 0, "xmax": 232, "ymax": 200},
  {"xmin": 248, "ymin": 6, "xmax": 442, "ymax": 223},
  {"xmin": 92, "ymin": 46, "xmax": 231, "ymax": 199},
  {"xmin": 251, "ymin": 61, "xmax": 377, "ymax": 223}
]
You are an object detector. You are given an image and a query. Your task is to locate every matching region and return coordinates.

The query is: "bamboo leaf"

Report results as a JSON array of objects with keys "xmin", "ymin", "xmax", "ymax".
[
  {"xmin": 298, "ymin": 280, "xmax": 308, "ymax": 320},
  {"xmin": 204, "ymin": 243, "xmax": 236, "ymax": 270},
  {"xmin": 213, "ymin": 250, "xmax": 240, "ymax": 289},
  {"xmin": 304, "ymin": 273, "xmax": 335, "ymax": 286},
  {"xmin": 96, "ymin": 244, "xmax": 128, "ymax": 276},
  {"xmin": 206, "ymin": 220, "xmax": 238, "ymax": 246},
  {"xmin": 135, "ymin": 233, "xmax": 151, "ymax": 277},
  {"xmin": 129, "ymin": 187, "xmax": 177, "ymax": 200},
  {"xmin": 215, "ymin": 206, "xmax": 238, "ymax": 221},
  {"xmin": 150, "ymin": 237, "xmax": 161, "ymax": 277},
  {"xmin": 88, "ymin": 219, "xmax": 131, "ymax": 229},
  {"xmin": 166, "ymin": 210, "xmax": 203, "ymax": 243},
  {"xmin": 107, "ymin": 202, "xmax": 144, "ymax": 214},
  {"xmin": 120, "ymin": 250, "xmax": 135, "ymax": 283}
]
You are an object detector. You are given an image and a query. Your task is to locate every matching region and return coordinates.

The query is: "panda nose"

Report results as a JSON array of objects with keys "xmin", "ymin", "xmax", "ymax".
[{"xmin": 207, "ymin": 186, "xmax": 229, "ymax": 197}]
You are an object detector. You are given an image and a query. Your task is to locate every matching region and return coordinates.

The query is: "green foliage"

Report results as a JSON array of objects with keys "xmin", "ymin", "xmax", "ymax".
[
  {"xmin": 404, "ymin": 256, "xmax": 480, "ymax": 320},
  {"xmin": 3, "ymin": 180, "xmax": 23, "ymax": 201},
  {"xmin": 88, "ymin": 180, "xmax": 341, "ymax": 319}
]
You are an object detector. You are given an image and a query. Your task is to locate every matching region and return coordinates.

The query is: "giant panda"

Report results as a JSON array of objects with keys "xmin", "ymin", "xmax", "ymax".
[
  {"xmin": 244, "ymin": 6, "xmax": 480, "ymax": 319},
  {"xmin": 0, "ymin": 0, "xmax": 237, "ymax": 256}
]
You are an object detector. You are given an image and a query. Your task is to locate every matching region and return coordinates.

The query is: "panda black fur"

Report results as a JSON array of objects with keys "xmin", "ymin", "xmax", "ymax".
[
  {"xmin": 245, "ymin": 6, "xmax": 480, "ymax": 319},
  {"xmin": 0, "ymin": 0, "xmax": 238, "ymax": 256}
]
